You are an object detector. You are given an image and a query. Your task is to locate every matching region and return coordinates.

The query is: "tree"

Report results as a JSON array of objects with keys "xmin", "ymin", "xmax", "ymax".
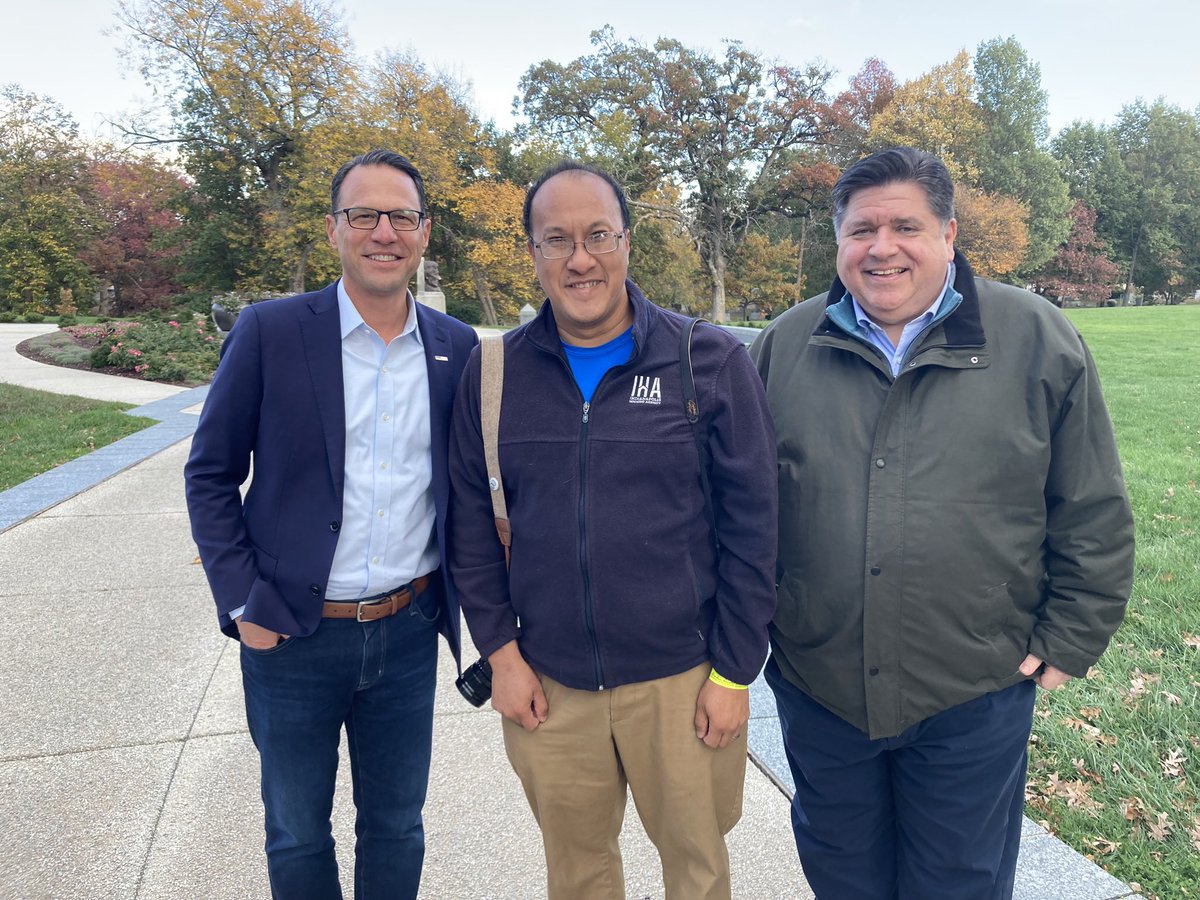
[
  {"xmin": 726, "ymin": 232, "xmax": 800, "ymax": 318},
  {"xmin": 867, "ymin": 51, "xmax": 985, "ymax": 183},
  {"xmin": 972, "ymin": 37, "xmax": 1069, "ymax": 275},
  {"xmin": 358, "ymin": 54, "xmax": 538, "ymax": 325},
  {"xmin": 628, "ymin": 182, "xmax": 704, "ymax": 312},
  {"xmin": 82, "ymin": 152, "xmax": 190, "ymax": 313},
  {"xmin": 521, "ymin": 27, "xmax": 836, "ymax": 321},
  {"xmin": 953, "ymin": 186, "xmax": 1028, "ymax": 279},
  {"xmin": 1110, "ymin": 100, "xmax": 1200, "ymax": 298},
  {"xmin": 1034, "ymin": 201, "xmax": 1120, "ymax": 305},
  {"xmin": 829, "ymin": 57, "xmax": 897, "ymax": 164},
  {"xmin": 0, "ymin": 85, "xmax": 94, "ymax": 313},
  {"xmin": 116, "ymin": 0, "xmax": 356, "ymax": 293}
]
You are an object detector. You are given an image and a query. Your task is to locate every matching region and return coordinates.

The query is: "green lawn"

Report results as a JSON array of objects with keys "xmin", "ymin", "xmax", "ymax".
[
  {"xmin": 1030, "ymin": 305, "xmax": 1200, "ymax": 899},
  {"xmin": 0, "ymin": 384, "xmax": 157, "ymax": 491}
]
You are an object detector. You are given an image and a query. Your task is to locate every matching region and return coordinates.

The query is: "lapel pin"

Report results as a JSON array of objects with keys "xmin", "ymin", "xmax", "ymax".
[{"xmin": 434, "ymin": 355, "xmax": 449, "ymax": 362}]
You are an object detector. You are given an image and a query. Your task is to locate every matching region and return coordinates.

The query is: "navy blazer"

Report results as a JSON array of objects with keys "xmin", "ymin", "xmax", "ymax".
[{"xmin": 184, "ymin": 282, "xmax": 478, "ymax": 663}]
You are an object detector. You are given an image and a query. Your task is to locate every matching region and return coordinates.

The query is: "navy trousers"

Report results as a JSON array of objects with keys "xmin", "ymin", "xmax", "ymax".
[{"xmin": 766, "ymin": 656, "xmax": 1035, "ymax": 900}]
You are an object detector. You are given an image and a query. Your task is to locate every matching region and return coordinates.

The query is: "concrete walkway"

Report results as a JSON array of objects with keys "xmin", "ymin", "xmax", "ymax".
[{"xmin": 0, "ymin": 324, "xmax": 1141, "ymax": 898}]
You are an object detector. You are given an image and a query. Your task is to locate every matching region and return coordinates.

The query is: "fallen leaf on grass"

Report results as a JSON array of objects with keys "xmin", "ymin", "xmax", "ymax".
[
  {"xmin": 1046, "ymin": 774, "xmax": 1101, "ymax": 811},
  {"xmin": 1122, "ymin": 796, "xmax": 1147, "ymax": 823},
  {"xmin": 1073, "ymin": 758, "xmax": 1103, "ymax": 784},
  {"xmin": 1162, "ymin": 748, "xmax": 1187, "ymax": 778},
  {"xmin": 1078, "ymin": 706, "xmax": 1102, "ymax": 722},
  {"xmin": 1161, "ymin": 690, "xmax": 1182, "ymax": 706},
  {"xmin": 1148, "ymin": 812, "xmax": 1172, "ymax": 842},
  {"xmin": 1188, "ymin": 819, "xmax": 1200, "ymax": 853},
  {"xmin": 1061, "ymin": 717, "xmax": 1118, "ymax": 745},
  {"xmin": 1086, "ymin": 837, "xmax": 1120, "ymax": 855},
  {"xmin": 1184, "ymin": 633, "xmax": 1200, "ymax": 650}
]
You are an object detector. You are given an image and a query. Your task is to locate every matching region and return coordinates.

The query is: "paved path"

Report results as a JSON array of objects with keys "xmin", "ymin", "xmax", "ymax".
[{"xmin": 0, "ymin": 324, "xmax": 1141, "ymax": 898}]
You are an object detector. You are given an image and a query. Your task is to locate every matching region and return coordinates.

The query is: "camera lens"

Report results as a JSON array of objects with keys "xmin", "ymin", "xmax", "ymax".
[{"xmin": 455, "ymin": 658, "xmax": 493, "ymax": 707}]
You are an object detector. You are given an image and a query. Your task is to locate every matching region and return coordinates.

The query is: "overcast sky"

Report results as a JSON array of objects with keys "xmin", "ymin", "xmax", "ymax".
[{"xmin": 4, "ymin": 0, "xmax": 1197, "ymax": 142}]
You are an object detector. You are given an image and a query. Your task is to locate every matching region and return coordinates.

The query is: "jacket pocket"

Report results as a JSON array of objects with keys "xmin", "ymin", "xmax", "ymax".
[
  {"xmin": 772, "ymin": 571, "xmax": 844, "ymax": 651},
  {"xmin": 251, "ymin": 542, "xmax": 279, "ymax": 583}
]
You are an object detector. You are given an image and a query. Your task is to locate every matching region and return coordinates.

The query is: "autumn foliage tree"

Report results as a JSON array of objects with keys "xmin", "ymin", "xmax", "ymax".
[
  {"xmin": 0, "ymin": 86, "xmax": 95, "ymax": 313},
  {"xmin": 953, "ymin": 186, "xmax": 1029, "ymax": 279},
  {"xmin": 116, "ymin": 0, "xmax": 356, "ymax": 293},
  {"xmin": 82, "ymin": 154, "xmax": 190, "ymax": 313},
  {"xmin": 868, "ymin": 51, "xmax": 985, "ymax": 183},
  {"xmin": 725, "ymin": 232, "xmax": 800, "ymax": 318},
  {"xmin": 1034, "ymin": 201, "xmax": 1120, "ymax": 304},
  {"xmin": 521, "ymin": 27, "xmax": 836, "ymax": 321}
]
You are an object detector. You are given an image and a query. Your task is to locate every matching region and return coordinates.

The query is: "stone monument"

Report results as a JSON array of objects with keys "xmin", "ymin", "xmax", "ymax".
[{"xmin": 415, "ymin": 257, "xmax": 446, "ymax": 313}]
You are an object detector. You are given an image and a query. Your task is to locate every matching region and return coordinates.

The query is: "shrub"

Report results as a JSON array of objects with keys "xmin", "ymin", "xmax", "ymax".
[
  {"xmin": 88, "ymin": 313, "xmax": 222, "ymax": 384},
  {"xmin": 56, "ymin": 314, "xmax": 78, "ymax": 327},
  {"xmin": 0, "ymin": 312, "xmax": 15, "ymax": 323},
  {"xmin": 20, "ymin": 313, "xmax": 45, "ymax": 323},
  {"xmin": 445, "ymin": 297, "xmax": 482, "ymax": 326}
]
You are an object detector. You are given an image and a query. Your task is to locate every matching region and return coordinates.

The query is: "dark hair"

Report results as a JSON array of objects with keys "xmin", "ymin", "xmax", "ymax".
[
  {"xmin": 330, "ymin": 149, "xmax": 428, "ymax": 214},
  {"xmin": 831, "ymin": 147, "xmax": 954, "ymax": 235},
  {"xmin": 522, "ymin": 160, "xmax": 631, "ymax": 239}
]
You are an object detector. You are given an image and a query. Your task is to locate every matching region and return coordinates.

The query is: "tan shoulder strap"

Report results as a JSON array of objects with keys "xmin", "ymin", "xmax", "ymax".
[{"xmin": 480, "ymin": 335, "xmax": 511, "ymax": 567}]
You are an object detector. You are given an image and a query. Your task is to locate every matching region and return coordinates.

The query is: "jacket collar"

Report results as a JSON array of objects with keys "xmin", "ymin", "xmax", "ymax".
[
  {"xmin": 815, "ymin": 249, "xmax": 985, "ymax": 348},
  {"xmin": 525, "ymin": 279, "xmax": 654, "ymax": 354}
]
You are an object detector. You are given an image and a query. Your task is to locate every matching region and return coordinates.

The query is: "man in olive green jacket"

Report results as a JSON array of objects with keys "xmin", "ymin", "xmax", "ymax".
[{"xmin": 750, "ymin": 147, "xmax": 1134, "ymax": 900}]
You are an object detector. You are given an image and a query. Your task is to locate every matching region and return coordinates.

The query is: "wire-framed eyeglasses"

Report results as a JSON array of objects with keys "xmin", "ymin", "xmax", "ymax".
[
  {"xmin": 335, "ymin": 207, "xmax": 426, "ymax": 231},
  {"xmin": 533, "ymin": 231, "xmax": 625, "ymax": 260}
]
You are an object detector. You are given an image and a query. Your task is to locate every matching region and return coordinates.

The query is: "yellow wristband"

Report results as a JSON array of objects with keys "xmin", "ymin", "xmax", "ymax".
[{"xmin": 708, "ymin": 669, "xmax": 749, "ymax": 690}]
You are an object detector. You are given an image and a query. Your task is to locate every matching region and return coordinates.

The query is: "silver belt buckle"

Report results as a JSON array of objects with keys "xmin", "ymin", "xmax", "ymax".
[{"xmin": 356, "ymin": 596, "xmax": 384, "ymax": 622}]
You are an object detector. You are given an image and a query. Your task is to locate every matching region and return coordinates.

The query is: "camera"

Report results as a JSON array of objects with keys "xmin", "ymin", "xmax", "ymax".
[{"xmin": 455, "ymin": 657, "xmax": 493, "ymax": 707}]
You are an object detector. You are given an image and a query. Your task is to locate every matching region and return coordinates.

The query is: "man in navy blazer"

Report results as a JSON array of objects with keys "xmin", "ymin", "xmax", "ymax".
[{"xmin": 185, "ymin": 150, "xmax": 477, "ymax": 899}]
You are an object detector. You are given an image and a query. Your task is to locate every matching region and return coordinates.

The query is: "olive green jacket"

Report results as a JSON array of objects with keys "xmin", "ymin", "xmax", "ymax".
[{"xmin": 750, "ymin": 252, "xmax": 1134, "ymax": 739}]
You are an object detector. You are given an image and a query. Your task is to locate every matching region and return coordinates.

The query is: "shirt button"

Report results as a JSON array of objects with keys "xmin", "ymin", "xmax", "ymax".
[
  {"xmin": 380, "ymin": 462, "xmax": 388, "ymax": 470},
  {"xmin": 869, "ymin": 666, "xmax": 880, "ymax": 676},
  {"xmin": 372, "ymin": 556, "xmax": 380, "ymax": 564},
  {"xmin": 875, "ymin": 458, "xmax": 886, "ymax": 468},
  {"xmin": 377, "ymin": 509, "xmax": 386, "ymax": 517},
  {"xmin": 382, "ymin": 413, "xmax": 390, "ymax": 422},
  {"xmin": 382, "ymin": 366, "xmax": 390, "ymax": 373},
  {"xmin": 870, "ymin": 566, "xmax": 881, "ymax": 576}
]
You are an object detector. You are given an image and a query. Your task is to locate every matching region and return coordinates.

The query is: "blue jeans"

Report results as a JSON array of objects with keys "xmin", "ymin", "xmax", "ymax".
[
  {"xmin": 766, "ymin": 656, "xmax": 1035, "ymax": 900},
  {"xmin": 240, "ymin": 585, "xmax": 440, "ymax": 900}
]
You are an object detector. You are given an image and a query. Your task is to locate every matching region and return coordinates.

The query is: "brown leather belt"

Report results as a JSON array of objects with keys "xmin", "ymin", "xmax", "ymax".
[{"xmin": 322, "ymin": 575, "xmax": 431, "ymax": 622}]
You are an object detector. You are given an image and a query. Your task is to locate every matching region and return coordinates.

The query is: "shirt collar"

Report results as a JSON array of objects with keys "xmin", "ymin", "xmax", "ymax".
[
  {"xmin": 850, "ymin": 262, "xmax": 956, "ymax": 333},
  {"xmin": 336, "ymin": 279, "xmax": 423, "ymax": 346}
]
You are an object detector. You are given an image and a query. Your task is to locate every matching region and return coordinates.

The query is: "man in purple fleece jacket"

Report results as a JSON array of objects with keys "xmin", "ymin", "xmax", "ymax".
[{"xmin": 448, "ymin": 160, "xmax": 778, "ymax": 900}]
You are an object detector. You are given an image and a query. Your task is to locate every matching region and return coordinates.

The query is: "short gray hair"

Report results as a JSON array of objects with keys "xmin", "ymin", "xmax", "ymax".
[{"xmin": 831, "ymin": 147, "xmax": 954, "ymax": 235}]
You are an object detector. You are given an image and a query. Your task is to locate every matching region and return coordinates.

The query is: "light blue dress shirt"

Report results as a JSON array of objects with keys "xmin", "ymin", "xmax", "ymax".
[{"xmin": 324, "ymin": 281, "xmax": 437, "ymax": 599}]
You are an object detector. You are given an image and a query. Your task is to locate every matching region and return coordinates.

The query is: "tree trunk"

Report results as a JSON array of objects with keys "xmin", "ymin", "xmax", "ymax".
[
  {"xmin": 471, "ymin": 265, "xmax": 500, "ymax": 326},
  {"xmin": 795, "ymin": 217, "xmax": 808, "ymax": 304},
  {"xmin": 291, "ymin": 242, "xmax": 310, "ymax": 294},
  {"xmin": 1124, "ymin": 223, "xmax": 1143, "ymax": 304},
  {"xmin": 705, "ymin": 250, "xmax": 727, "ymax": 323}
]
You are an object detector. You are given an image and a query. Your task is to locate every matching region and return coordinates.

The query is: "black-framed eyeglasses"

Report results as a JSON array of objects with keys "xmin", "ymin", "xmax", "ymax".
[
  {"xmin": 335, "ymin": 207, "xmax": 426, "ymax": 231},
  {"xmin": 533, "ymin": 231, "xmax": 625, "ymax": 260}
]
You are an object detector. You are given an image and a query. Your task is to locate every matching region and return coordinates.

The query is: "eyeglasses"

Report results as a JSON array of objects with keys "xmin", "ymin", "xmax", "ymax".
[
  {"xmin": 533, "ymin": 231, "xmax": 625, "ymax": 260},
  {"xmin": 335, "ymin": 207, "xmax": 425, "ymax": 231}
]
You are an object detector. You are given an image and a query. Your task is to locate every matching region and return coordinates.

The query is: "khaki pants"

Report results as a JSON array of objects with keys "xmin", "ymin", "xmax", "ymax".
[{"xmin": 502, "ymin": 662, "xmax": 746, "ymax": 900}]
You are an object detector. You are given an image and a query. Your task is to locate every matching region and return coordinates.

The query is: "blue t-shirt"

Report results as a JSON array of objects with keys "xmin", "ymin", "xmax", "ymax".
[{"xmin": 561, "ymin": 328, "xmax": 635, "ymax": 403}]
